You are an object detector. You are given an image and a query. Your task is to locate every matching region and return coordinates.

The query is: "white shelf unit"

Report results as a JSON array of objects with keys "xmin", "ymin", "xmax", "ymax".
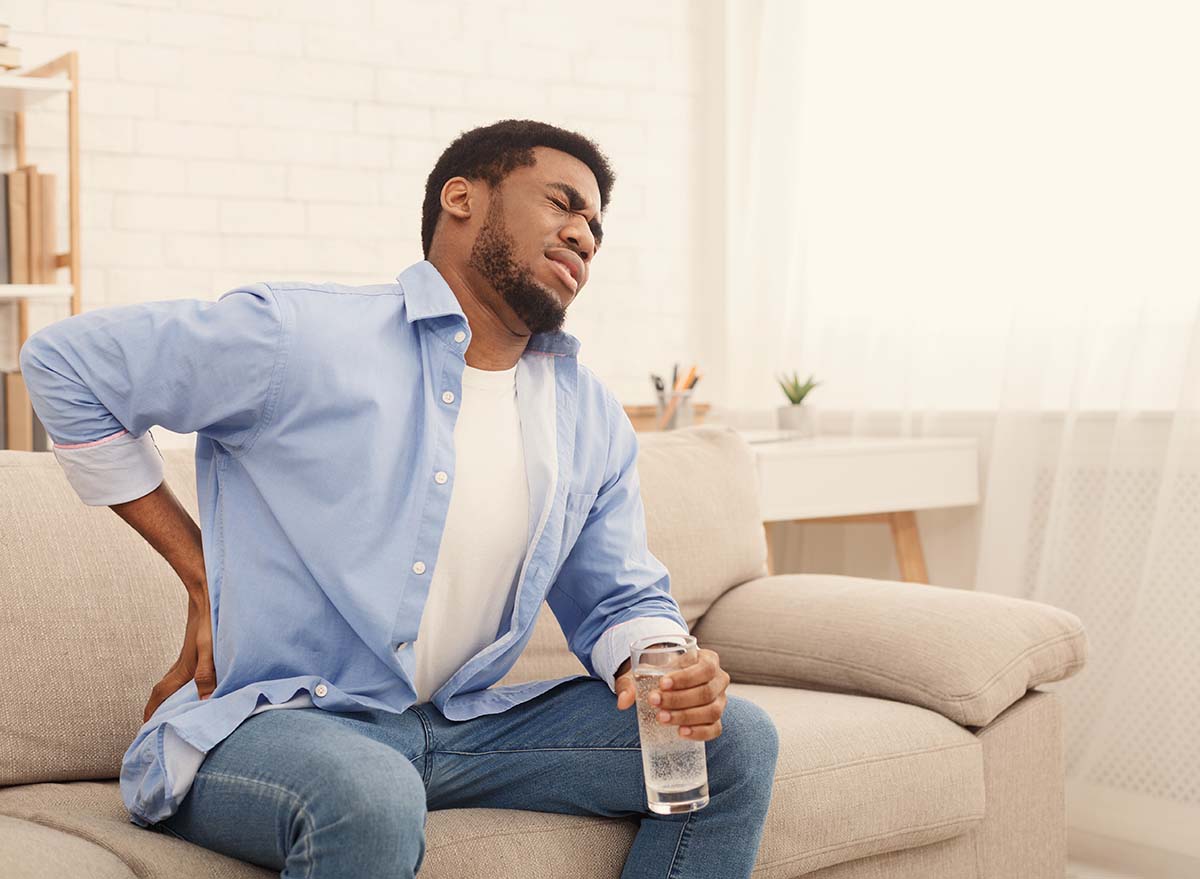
[{"xmin": 1, "ymin": 52, "xmax": 81, "ymax": 350}]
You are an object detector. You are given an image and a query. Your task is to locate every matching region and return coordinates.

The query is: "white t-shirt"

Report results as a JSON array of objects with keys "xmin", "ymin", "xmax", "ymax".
[
  {"xmin": 244, "ymin": 359, "xmax": 529, "ymax": 717},
  {"xmin": 413, "ymin": 360, "xmax": 529, "ymax": 703}
]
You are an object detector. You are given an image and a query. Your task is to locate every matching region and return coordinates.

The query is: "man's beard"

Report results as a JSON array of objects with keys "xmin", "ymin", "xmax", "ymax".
[{"xmin": 466, "ymin": 197, "xmax": 567, "ymax": 336}]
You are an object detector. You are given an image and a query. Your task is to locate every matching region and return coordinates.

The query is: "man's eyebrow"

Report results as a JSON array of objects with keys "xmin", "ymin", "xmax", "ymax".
[{"xmin": 547, "ymin": 182, "xmax": 604, "ymax": 245}]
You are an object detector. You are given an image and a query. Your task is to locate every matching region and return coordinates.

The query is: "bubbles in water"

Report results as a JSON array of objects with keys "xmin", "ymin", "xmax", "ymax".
[{"xmin": 634, "ymin": 670, "xmax": 708, "ymax": 791}]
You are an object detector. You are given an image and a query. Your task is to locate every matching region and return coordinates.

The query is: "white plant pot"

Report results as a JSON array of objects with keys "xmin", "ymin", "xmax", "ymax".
[{"xmin": 776, "ymin": 404, "xmax": 815, "ymax": 436}]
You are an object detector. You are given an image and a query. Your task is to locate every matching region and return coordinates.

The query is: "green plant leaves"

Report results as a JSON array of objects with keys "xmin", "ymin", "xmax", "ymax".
[{"xmin": 775, "ymin": 370, "xmax": 821, "ymax": 404}]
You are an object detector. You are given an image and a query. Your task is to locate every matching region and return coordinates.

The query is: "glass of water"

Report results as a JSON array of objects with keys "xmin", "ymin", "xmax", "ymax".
[{"xmin": 630, "ymin": 634, "xmax": 710, "ymax": 814}]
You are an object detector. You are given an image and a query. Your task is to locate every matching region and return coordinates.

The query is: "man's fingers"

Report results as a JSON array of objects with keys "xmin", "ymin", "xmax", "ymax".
[
  {"xmin": 143, "ymin": 667, "xmax": 187, "ymax": 723},
  {"xmin": 142, "ymin": 583, "xmax": 218, "ymax": 722},
  {"xmin": 657, "ymin": 648, "xmax": 720, "ymax": 691},
  {"xmin": 655, "ymin": 699, "xmax": 724, "ymax": 727},
  {"xmin": 678, "ymin": 718, "xmax": 723, "ymax": 742},
  {"xmin": 194, "ymin": 621, "xmax": 216, "ymax": 699},
  {"xmin": 194, "ymin": 666, "xmax": 216, "ymax": 699},
  {"xmin": 616, "ymin": 674, "xmax": 637, "ymax": 710}
]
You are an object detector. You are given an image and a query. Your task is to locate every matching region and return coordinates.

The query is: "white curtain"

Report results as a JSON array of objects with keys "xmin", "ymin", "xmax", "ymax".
[{"xmin": 721, "ymin": 0, "xmax": 1200, "ymax": 857}]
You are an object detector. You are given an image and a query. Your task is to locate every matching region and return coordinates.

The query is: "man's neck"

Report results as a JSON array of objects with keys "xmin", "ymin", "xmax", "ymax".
[{"xmin": 429, "ymin": 256, "xmax": 530, "ymax": 370}]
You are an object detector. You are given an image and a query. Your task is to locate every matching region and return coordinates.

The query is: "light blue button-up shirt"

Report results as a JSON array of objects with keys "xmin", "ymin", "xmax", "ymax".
[{"xmin": 18, "ymin": 260, "xmax": 689, "ymax": 827}]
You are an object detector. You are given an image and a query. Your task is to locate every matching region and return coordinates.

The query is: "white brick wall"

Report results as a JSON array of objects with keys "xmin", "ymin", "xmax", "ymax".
[{"xmin": 1, "ymin": 0, "xmax": 721, "ymax": 422}]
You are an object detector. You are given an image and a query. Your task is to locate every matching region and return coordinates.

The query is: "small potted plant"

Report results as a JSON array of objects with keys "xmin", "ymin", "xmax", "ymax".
[{"xmin": 775, "ymin": 370, "xmax": 821, "ymax": 436}]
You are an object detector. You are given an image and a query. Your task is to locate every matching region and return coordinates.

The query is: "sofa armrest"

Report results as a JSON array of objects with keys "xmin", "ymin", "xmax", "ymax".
[{"xmin": 691, "ymin": 573, "xmax": 1088, "ymax": 727}]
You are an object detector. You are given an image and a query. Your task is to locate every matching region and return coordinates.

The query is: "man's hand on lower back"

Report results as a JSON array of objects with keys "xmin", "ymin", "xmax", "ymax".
[
  {"xmin": 108, "ymin": 481, "xmax": 218, "ymax": 722},
  {"xmin": 142, "ymin": 576, "xmax": 217, "ymax": 723}
]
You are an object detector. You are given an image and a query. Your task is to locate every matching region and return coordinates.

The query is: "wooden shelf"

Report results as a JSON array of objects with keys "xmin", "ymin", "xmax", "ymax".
[
  {"xmin": 2, "ymin": 52, "xmax": 81, "ymax": 347},
  {"xmin": 0, "ymin": 74, "xmax": 73, "ymax": 113},
  {"xmin": 0, "ymin": 283, "xmax": 74, "ymax": 302}
]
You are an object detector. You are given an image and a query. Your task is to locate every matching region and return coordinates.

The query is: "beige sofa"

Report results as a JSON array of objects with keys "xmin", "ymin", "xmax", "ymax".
[{"xmin": 0, "ymin": 424, "xmax": 1088, "ymax": 878}]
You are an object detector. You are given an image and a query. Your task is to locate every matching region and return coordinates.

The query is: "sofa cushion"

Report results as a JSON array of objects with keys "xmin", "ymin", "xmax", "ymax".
[
  {"xmin": 729, "ymin": 683, "xmax": 985, "ymax": 876},
  {"xmin": 0, "ymin": 683, "xmax": 984, "ymax": 878},
  {"xmin": 0, "ymin": 779, "xmax": 635, "ymax": 879},
  {"xmin": 0, "ymin": 780, "xmax": 272, "ymax": 878},
  {"xmin": 0, "ymin": 813, "xmax": 136, "ymax": 878},
  {"xmin": 0, "ymin": 448, "xmax": 204, "ymax": 787},
  {"xmin": 695, "ymin": 574, "xmax": 1089, "ymax": 727},
  {"xmin": 632, "ymin": 425, "xmax": 769, "ymax": 626}
]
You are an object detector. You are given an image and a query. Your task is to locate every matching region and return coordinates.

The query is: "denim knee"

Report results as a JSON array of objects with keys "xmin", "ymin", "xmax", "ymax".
[
  {"xmin": 305, "ymin": 756, "xmax": 428, "ymax": 871},
  {"xmin": 717, "ymin": 695, "xmax": 780, "ymax": 787}
]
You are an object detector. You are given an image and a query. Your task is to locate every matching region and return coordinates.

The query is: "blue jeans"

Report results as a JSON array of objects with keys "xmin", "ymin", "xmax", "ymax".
[{"xmin": 147, "ymin": 677, "xmax": 779, "ymax": 878}]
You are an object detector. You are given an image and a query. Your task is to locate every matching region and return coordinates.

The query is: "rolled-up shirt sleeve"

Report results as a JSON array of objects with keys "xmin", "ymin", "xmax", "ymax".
[
  {"xmin": 18, "ymin": 283, "xmax": 287, "ymax": 506},
  {"xmin": 547, "ymin": 387, "xmax": 690, "ymax": 694},
  {"xmin": 591, "ymin": 615, "xmax": 690, "ymax": 692}
]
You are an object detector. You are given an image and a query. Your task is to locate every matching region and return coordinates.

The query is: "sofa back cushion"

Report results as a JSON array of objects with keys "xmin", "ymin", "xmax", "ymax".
[
  {"xmin": 501, "ymin": 424, "xmax": 768, "ymax": 685},
  {"xmin": 0, "ymin": 447, "xmax": 202, "ymax": 787},
  {"xmin": 0, "ymin": 424, "xmax": 765, "ymax": 783}
]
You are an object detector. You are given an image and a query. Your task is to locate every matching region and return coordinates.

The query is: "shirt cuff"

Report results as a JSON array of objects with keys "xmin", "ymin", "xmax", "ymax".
[
  {"xmin": 591, "ymin": 616, "xmax": 691, "ymax": 694},
  {"xmin": 52, "ymin": 429, "xmax": 165, "ymax": 506}
]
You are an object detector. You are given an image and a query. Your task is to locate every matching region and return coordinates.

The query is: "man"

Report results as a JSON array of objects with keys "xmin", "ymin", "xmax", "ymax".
[{"xmin": 20, "ymin": 119, "xmax": 778, "ymax": 878}]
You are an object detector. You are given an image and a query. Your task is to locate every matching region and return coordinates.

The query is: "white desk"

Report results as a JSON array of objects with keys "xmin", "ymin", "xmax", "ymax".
[{"xmin": 740, "ymin": 432, "xmax": 980, "ymax": 583}]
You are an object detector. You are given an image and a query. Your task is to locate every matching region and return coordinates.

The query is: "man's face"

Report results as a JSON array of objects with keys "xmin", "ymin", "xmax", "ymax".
[{"xmin": 465, "ymin": 147, "xmax": 603, "ymax": 336}]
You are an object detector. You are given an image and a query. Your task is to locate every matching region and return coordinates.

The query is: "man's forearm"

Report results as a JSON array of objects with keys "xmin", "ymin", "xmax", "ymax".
[{"xmin": 109, "ymin": 480, "xmax": 207, "ymax": 592}]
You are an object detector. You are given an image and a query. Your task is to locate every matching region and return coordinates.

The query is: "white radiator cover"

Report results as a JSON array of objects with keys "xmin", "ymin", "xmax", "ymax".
[{"xmin": 771, "ymin": 408, "xmax": 1200, "ymax": 858}]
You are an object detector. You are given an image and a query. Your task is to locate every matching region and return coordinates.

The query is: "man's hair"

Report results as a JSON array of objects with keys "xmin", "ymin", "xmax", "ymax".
[{"xmin": 421, "ymin": 119, "xmax": 615, "ymax": 259}]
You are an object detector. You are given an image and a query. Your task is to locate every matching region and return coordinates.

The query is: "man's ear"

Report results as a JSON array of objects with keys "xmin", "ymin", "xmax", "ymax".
[{"xmin": 440, "ymin": 176, "xmax": 475, "ymax": 220}]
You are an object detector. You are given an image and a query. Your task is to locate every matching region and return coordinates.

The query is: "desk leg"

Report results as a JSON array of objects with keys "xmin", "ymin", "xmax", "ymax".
[
  {"xmin": 763, "ymin": 521, "xmax": 774, "ymax": 576},
  {"xmin": 888, "ymin": 511, "xmax": 929, "ymax": 583},
  {"xmin": 765, "ymin": 513, "xmax": 928, "ymax": 583}
]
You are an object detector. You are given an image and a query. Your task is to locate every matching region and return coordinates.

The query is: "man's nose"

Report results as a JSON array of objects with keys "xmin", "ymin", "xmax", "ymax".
[{"xmin": 564, "ymin": 229, "xmax": 593, "ymax": 262}]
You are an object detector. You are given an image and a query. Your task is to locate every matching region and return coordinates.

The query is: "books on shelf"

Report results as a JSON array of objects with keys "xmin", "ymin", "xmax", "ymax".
[
  {"xmin": 0, "ymin": 41, "xmax": 72, "ymax": 451},
  {"xmin": 4, "ymin": 164, "xmax": 57, "ymax": 283},
  {"xmin": 2, "ymin": 161, "xmax": 57, "ymax": 450},
  {"xmin": 0, "ymin": 174, "xmax": 7, "ymax": 280}
]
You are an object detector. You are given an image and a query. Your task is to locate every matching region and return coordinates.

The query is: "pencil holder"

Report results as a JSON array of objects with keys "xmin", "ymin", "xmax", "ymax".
[{"xmin": 656, "ymin": 389, "xmax": 695, "ymax": 430}]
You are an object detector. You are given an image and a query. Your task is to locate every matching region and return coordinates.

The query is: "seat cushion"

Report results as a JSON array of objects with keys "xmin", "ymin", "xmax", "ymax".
[
  {"xmin": 0, "ymin": 779, "xmax": 634, "ymax": 879},
  {"xmin": 0, "ymin": 813, "xmax": 136, "ymax": 878},
  {"xmin": 729, "ymin": 683, "xmax": 986, "ymax": 877},
  {"xmin": 0, "ymin": 685, "xmax": 985, "ymax": 878}
]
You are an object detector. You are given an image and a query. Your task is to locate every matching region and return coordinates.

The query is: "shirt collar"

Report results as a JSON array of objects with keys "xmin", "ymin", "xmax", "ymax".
[{"xmin": 396, "ymin": 260, "xmax": 581, "ymax": 358}]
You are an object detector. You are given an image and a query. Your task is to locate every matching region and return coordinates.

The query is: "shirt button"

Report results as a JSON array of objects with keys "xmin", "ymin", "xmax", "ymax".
[
  {"xmin": 442, "ymin": 390, "xmax": 455, "ymax": 404},
  {"xmin": 434, "ymin": 470, "xmax": 448, "ymax": 484},
  {"xmin": 314, "ymin": 683, "xmax": 328, "ymax": 697},
  {"xmin": 453, "ymin": 330, "xmax": 466, "ymax": 343},
  {"xmin": 412, "ymin": 561, "xmax": 426, "ymax": 574}
]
